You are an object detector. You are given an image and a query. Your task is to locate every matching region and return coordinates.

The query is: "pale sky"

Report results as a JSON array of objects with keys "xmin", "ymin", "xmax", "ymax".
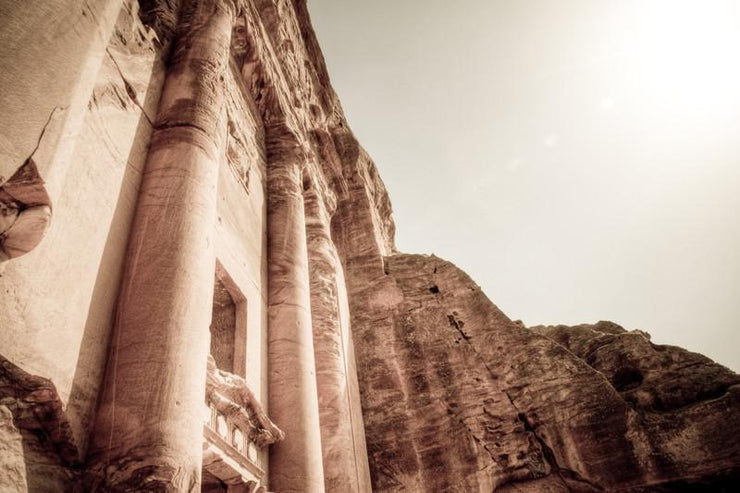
[{"xmin": 308, "ymin": 0, "xmax": 740, "ymax": 371}]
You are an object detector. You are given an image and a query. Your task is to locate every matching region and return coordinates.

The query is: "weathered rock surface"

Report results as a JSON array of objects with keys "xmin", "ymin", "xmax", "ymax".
[
  {"xmin": 0, "ymin": 355, "xmax": 77, "ymax": 492},
  {"xmin": 349, "ymin": 254, "xmax": 740, "ymax": 491},
  {"xmin": 1, "ymin": 0, "xmax": 739, "ymax": 491},
  {"xmin": 532, "ymin": 321, "xmax": 740, "ymax": 487}
]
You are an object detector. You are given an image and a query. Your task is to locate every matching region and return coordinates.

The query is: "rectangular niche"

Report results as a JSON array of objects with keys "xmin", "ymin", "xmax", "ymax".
[{"xmin": 209, "ymin": 262, "xmax": 247, "ymax": 377}]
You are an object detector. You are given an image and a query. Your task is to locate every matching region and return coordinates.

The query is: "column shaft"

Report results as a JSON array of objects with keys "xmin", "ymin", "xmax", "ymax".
[
  {"xmin": 267, "ymin": 154, "xmax": 325, "ymax": 492},
  {"xmin": 87, "ymin": 1, "xmax": 234, "ymax": 490},
  {"xmin": 304, "ymin": 189, "xmax": 372, "ymax": 491}
]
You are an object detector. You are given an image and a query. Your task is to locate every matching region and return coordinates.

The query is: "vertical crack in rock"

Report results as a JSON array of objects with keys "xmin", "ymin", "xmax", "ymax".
[
  {"xmin": 447, "ymin": 306, "xmax": 601, "ymax": 489},
  {"xmin": 505, "ymin": 391, "xmax": 603, "ymax": 491},
  {"xmin": 105, "ymin": 48, "xmax": 155, "ymax": 126},
  {"xmin": 3, "ymin": 105, "xmax": 66, "ymax": 185},
  {"xmin": 447, "ymin": 314, "xmax": 470, "ymax": 342},
  {"xmin": 444, "ymin": 310, "xmax": 556, "ymax": 484}
]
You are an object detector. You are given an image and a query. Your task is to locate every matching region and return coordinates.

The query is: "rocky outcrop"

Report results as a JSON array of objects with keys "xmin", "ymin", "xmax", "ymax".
[
  {"xmin": 0, "ymin": 355, "xmax": 78, "ymax": 492},
  {"xmin": 531, "ymin": 321, "xmax": 740, "ymax": 415},
  {"xmin": 532, "ymin": 321, "xmax": 740, "ymax": 488},
  {"xmin": 0, "ymin": 160, "xmax": 52, "ymax": 264},
  {"xmin": 1, "ymin": 0, "xmax": 739, "ymax": 491},
  {"xmin": 349, "ymin": 254, "xmax": 740, "ymax": 491}
]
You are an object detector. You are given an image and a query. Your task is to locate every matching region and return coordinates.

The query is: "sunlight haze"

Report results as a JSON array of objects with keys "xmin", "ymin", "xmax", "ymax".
[{"xmin": 308, "ymin": 0, "xmax": 740, "ymax": 371}]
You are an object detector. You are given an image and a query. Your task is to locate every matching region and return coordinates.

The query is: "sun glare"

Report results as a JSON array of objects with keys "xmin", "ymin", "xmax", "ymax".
[{"xmin": 627, "ymin": 0, "xmax": 740, "ymax": 116}]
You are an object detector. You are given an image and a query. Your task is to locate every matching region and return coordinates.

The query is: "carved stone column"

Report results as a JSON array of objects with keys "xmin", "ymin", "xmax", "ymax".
[
  {"xmin": 266, "ymin": 129, "xmax": 325, "ymax": 492},
  {"xmin": 86, "ymin": 1, "xmax": 234, "ymax": 490},
  {"xmin": 304, "ymin": 184, "xmax": 372, "ymax": 491}
]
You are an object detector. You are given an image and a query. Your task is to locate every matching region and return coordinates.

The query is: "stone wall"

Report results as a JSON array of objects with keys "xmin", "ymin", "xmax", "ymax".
[{"xmin": 0, "ymin": 0, "xmax": 164, "ymax": 462}]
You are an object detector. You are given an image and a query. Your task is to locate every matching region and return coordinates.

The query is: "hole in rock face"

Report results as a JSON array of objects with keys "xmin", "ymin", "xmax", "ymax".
[
  {"xmin": 429, "ymin": 285, "xmax": 440, "ymax": 294},
  {"xmin": 612, "ymin": 367, "xmax": 644, "ymax": 392}
]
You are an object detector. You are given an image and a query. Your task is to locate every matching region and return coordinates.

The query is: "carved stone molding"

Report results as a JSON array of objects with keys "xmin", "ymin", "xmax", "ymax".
[{"xmin": 206, "ymin": 354, "xmax": 284, "ymax": 448}]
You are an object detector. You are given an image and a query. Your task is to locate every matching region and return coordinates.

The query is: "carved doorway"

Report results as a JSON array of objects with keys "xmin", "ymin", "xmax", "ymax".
[
  {"xmin": 202, "ymin": 263, "xmax": 274, "ymax": 492},
  {"xmin": 209, "ymin": 263, "xmax": 247, "ymax": 376}
]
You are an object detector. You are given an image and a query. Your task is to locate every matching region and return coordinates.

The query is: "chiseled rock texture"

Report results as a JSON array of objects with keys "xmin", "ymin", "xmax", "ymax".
[
  {"xmin": 350, "ymin": 254, "xmax": 740, "ymax": 491},
  {"xmin": 1, "ymin": 0, "xmax": 739, "ymax": 491}
]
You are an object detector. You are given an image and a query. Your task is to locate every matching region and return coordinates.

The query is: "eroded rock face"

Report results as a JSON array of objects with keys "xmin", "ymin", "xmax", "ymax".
[
  {"xmin": 531, "ymin": 322, "xmax": 740, "ymax": 487},
  {"xmin": 349, "ymin": 254, "xmax": 740, "ymax": 491},
  {"xmin": 0, "ymin": 355, "xmax": 77, "ymax": 492},
  {"xmin": 0, "ymin": 161, "xmax": 52, "ymax": 263},
  {"xmin": 1, "ymin": 0, "xmax": 739, "ymax": 491},
  {"xmin": 0, "ymin": 406, "xmax": 26, "ymax": 492},
  {"xmin": 531, "ymin": 321, "xmax": 740, "ymax": 414}
]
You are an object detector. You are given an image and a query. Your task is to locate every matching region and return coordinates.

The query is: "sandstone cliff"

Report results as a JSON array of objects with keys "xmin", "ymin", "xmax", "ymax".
[
  {"xmin": 0, "ymin": 0, "xmax": 738, "ymax": 491},
  {"xmin": 348, "ymin": 254, "xmax": 740, "ymax": 490}
]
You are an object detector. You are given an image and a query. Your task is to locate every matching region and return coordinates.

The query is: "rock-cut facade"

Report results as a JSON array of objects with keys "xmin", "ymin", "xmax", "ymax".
[{"xmin": 0, "ymin": 1, "xmax": 738, "ymax": 491}]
